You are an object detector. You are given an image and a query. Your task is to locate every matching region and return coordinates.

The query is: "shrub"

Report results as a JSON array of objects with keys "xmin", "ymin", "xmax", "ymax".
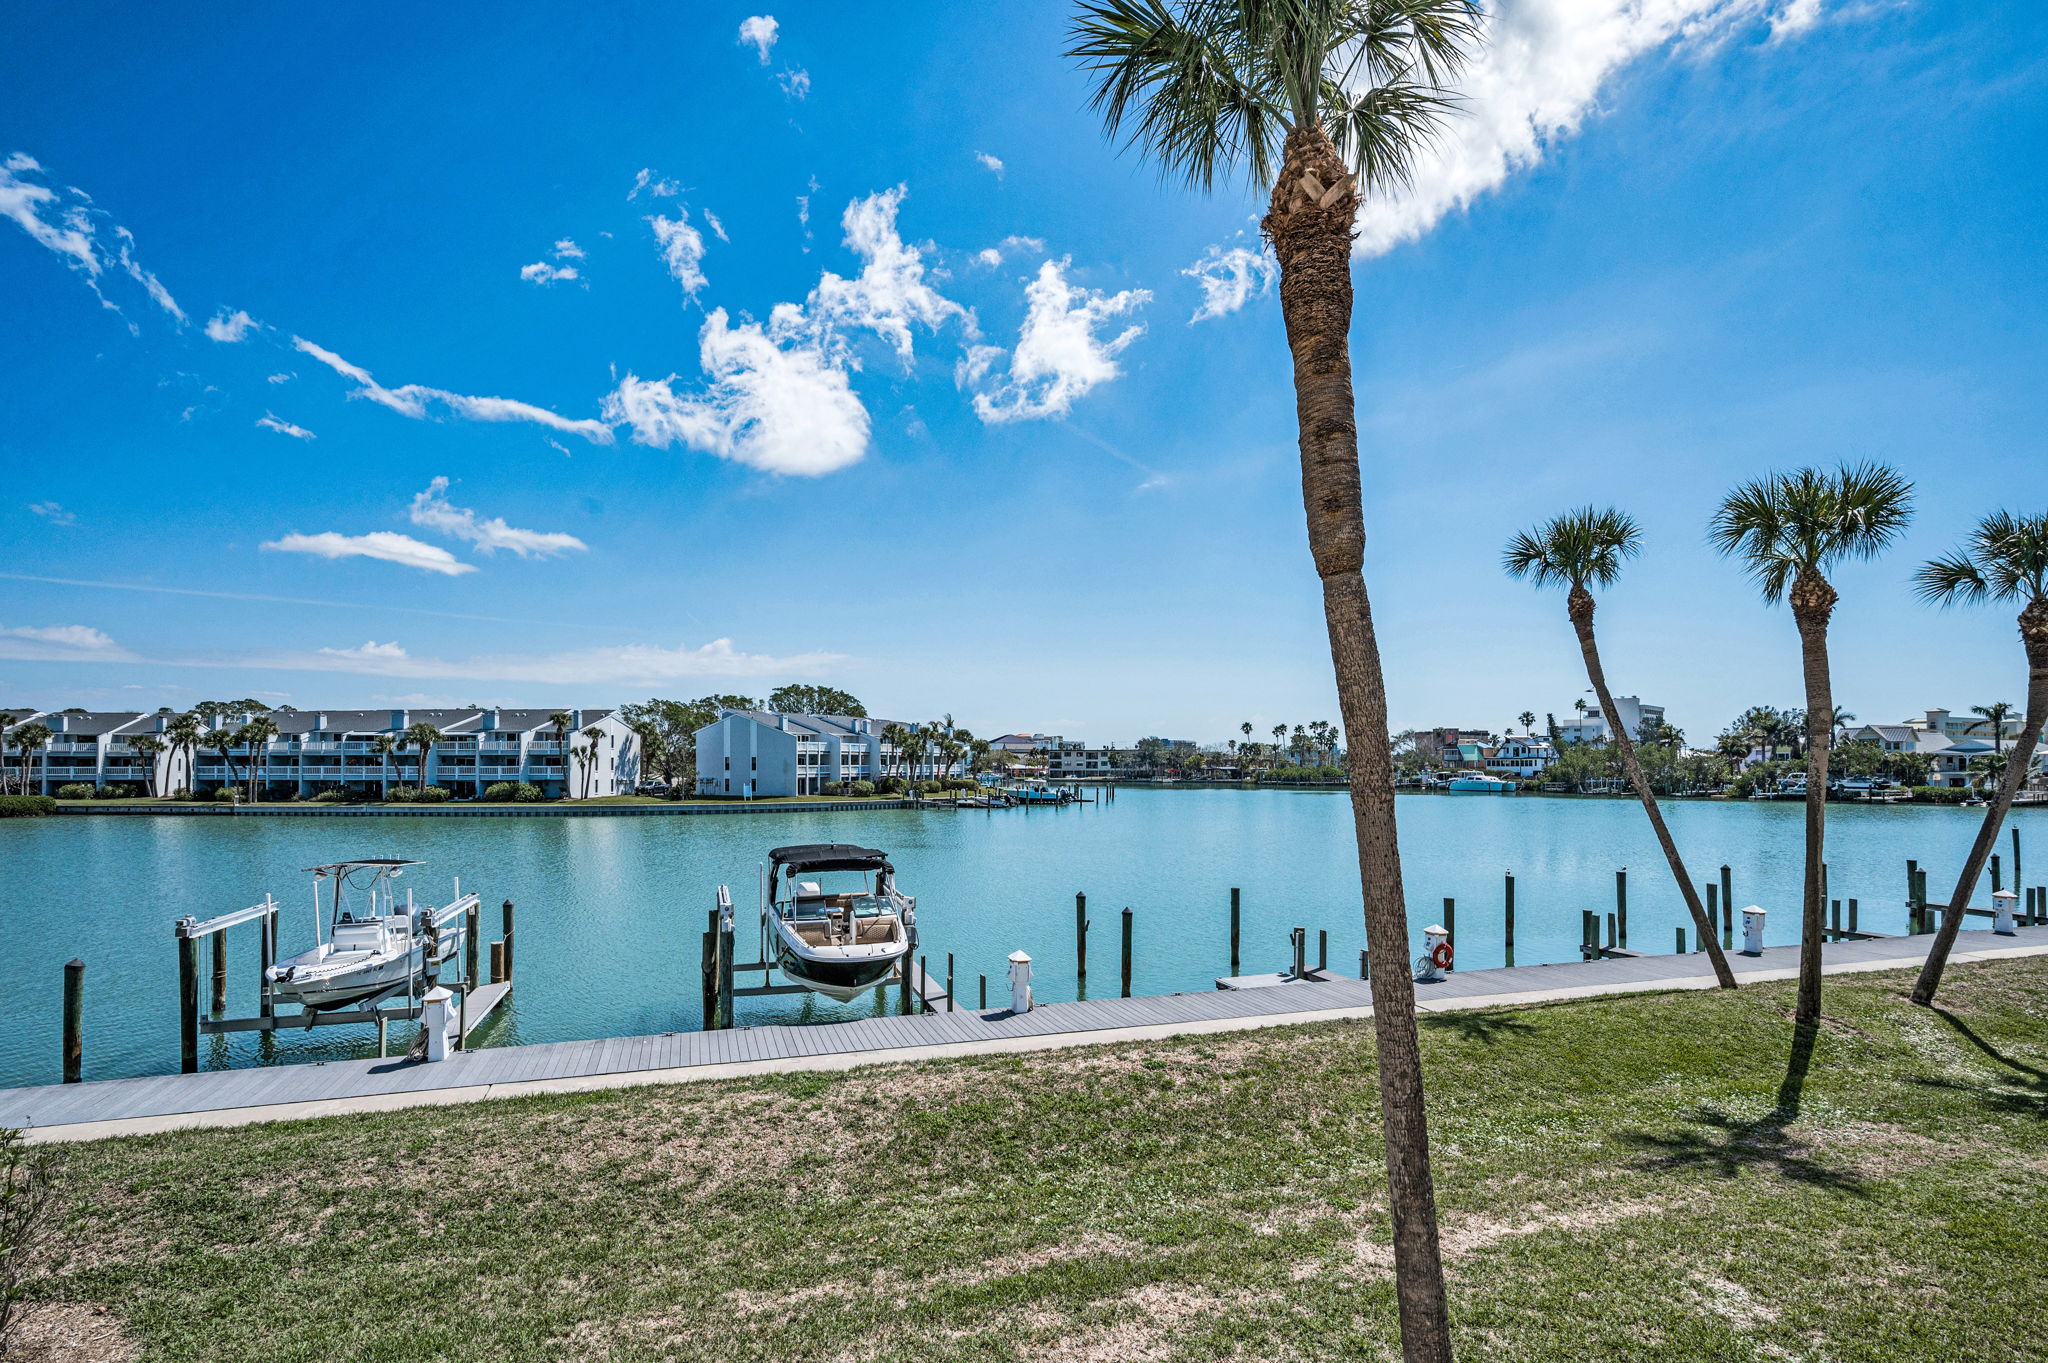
[
  {"xmin": 417, "ymin": 786, "xmax": 451, "ymax": 803},
  {"xmin": 385, "ymin": 785, "xmax": 420, "ymax": 803},
  {"xmin": 915, "ymin": 780, "xmax": 944, "ymax": 798},
  {"xmin": 310, "ymin": 789, "xmax": 348, "ymax": 804},
  {"xmin": 0, "ymin": 796, "xmax": 57, "ymax": 818},
  {"xmin": 167, "ymin": 786, "xmax": 195, "ymax": 802},
  {"xmin": 94, "ymin": 784, "xmax": 135, "ymax": 799},
  {"xmin": 851, "ymin": 780, "xmax": 876, "ymax": 797},
  {"xmin": 53, "ymin": 783, "xmax": 96, "ymax": 800},
  {"xmin": 1908, "ymin": 785, "xmax": 1972, "ymax": 805},
  {"xmin": 513, "ymin": 782, "xmax": 545, "ymax": 803},
  {"xmin": 482, "ymin": 782, "xmax": 517, "ymax": 802},
  {"xmin": 876, "ymin": 776, "xmax": 905, "ymax": 795},
  {"xmin": 213, "ymin": 787, "xmax": 242, "ymax": 803}
]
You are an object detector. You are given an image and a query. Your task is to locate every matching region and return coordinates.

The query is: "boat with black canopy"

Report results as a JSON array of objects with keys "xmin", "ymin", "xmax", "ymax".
[{"xmin": 762, "ymin": 843, "xmax": 917, "ymax": 1001}]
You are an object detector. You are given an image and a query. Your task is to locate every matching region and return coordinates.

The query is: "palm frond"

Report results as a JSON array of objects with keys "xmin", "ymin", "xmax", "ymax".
[
  {"xmin": 1322, "ymin": 77, "xmax": 1459, "ymax": 193},
  {"xmin": 1710, "ymin": 463, "xmax": 1913, "ymax": 602},
  {"xmin": 1969, "ymin": 509, "xmax": 2048, "ymax": 602},
  {"xmin": 1503, "ymin": 506, "xmax": 1641, "ymax": 592},
  {"xmin": 1913, "ymin": 551, "xmax": 1989, "ymax": 607}
]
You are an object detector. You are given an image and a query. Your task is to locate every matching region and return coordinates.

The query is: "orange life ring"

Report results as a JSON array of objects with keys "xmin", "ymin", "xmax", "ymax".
[{"xmin": 1430, "ymin": 941, "xmax": 1454, "ymax": 969}]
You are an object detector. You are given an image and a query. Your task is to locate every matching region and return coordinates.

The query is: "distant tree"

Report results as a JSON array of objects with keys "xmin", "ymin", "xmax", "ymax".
[
  {"xmin": 1517, "ymin": 710, "xmax": 1536, "ymax": 735},
  {"xmin": 578, "ymin": 725, "xmax": 606, "ymax": 797},
  {"xmin": 1967, "ymin": 701, "xmax": 2016, "ymax": 754},
  {"xmin": 9, "ymin": 722, "xmax": 51, "ymax": 795},
  {"xmin": 768, "ymin": 684, "xmax": 865, "ymax": 717},
  {"xmin": 238, "ymin": 715, "xmax": 280, "ymax": 802},
  {"xmin": 128, "ymin": 733, "xmax": 164, "ymax": 797},
  {"xmin": 1911, "ymin": 510, "xmax": 2048, "ymax": 1006},
  {"xmin": 402, "ymin": 722, "xmax": 445, "ymax": 790},
  {"xmin": 1713, "ymin": 462, "xmax": 1914, "ymax": 1029}
]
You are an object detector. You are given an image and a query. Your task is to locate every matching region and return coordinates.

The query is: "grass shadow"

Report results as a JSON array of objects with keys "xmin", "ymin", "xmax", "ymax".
[
  {"xmin": 1610, "ymin": 1022, "xmax": 1868, "ymax": 1196},
  {"xmin": 1419, "ymin": 1009, "xmax": 1538, "ymax": 1046},
  {"xmin": 1906, "ymin": 1007, "xmax": 2048, "ymax": 1119}
]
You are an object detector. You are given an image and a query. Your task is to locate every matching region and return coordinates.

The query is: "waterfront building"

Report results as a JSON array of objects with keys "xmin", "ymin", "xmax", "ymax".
[
  {"xmin": 1555, "ymin": 696, "xmax": 1664, "ymax": 745},
  {"xmin": 694, "ymin": 710, "xmax": 965, "ymax": 797},
  {"xmin": 1905, "ymin": 707, "xmax": 2025, "ymax": 745},
  {"xmin": 987, "ymin": 732, "xmax": 1059, "ymax": 756},
  {"xmin": 1048, "ymin": 740, "xmax": 1115, "ymax": 780},
  {"xmin": 1486, "ymin": 734, "xmax": 1557, "ymax": 778},
  {"xmin": 1, "ymin": 706, "xmax": 637, "ymax": 798}
]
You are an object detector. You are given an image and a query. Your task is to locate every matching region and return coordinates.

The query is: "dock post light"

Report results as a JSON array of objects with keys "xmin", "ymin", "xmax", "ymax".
[
  {"xmin": 1006, "ymin": 950, "xmax": 1034, "ymax": 1014},
  {"xmin": 1993, "ymin": 889, "xmax": 2019, "ymax": 936},
  {"xmin": 1741, "ymin": 906, "xmax": 1767, "ymax": 957}
]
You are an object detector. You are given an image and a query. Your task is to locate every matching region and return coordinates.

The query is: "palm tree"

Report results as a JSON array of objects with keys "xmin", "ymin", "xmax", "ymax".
[
  {"xmin": 238, "ymin": 716, "xmax": 280, "ymax": 803},
  {"xmin": 579, "ymin": 725, "xmax": 606, "ymax": 797},
  {"xmin": 402, "ymin": 722, "xmax": 444, "ymax": 791},
  {"xmin": 10, "ymin": 722, "xmax": 51, "ymax": 795},
  {"xmin": 128, "ymin": 733, "xmax": 164, "ymax": 797},
  {"xmin": 1517, "ymin": 710, "xmax": 1536, "ymax": 736},
  {"xmin": 205, "ymin": 722, "xmax": 244, "ymax": 796},
  {"xmin": 1966, "ymin": 700, "xmax": 2015, "ymax": 755},
  {"xmin": 1068, "ymin": 6, "xmax": 1483, "ymax": 1355},
  {"xmin": 1711, "ymin": 463, "xmax": 1913, "ymax": 1029},
  {"xmin": 1911, "ymin": 511, "xmax": 2048, "ymax": 1006},
  {"xmin": 370, "ymin": 734, "xmax": 398, "ymax": 798},
  {"xmin": 880, "ymin": 723, "xmax": 910, "ymax": 782},
  {"xmin": 1505, "ymin": 508, "xmax": 1737, "ymax": 989},
  {"xmin": 163, "ymin": 714, "xmax": 201, "ymax": 795}
]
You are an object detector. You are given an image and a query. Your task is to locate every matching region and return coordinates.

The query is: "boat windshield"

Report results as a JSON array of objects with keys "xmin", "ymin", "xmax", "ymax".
[{"xmin": 781, "ymin": 874, "xmax": 892, "ymax": 921}]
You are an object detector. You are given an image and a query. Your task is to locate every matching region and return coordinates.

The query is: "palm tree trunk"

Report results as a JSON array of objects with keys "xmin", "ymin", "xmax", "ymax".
[
  {"xmin": 1569, "ymin": 588, "xmax": 1737, "ymax": 988},
  {"xmin": 1912, "ymin": 598, "xmax": 2048, "ymax": 1004},
  {"xmin": 1266, "ymin": 123, "xmax": 1451, "ymax": 1363},
  {"xmin": 1790, "ymin": 569, "xmax": 1838, "ymax": 1028}
]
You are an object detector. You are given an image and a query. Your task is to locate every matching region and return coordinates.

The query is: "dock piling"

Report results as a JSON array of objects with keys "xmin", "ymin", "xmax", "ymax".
[
  {"xmin": 1291, "ymin": 926, "xmax": 1306, "ymax": 980},
  {"xmin": 1720, "ymin": 865, "xmax": 1733, "ymax": 943},
  {"xmin": 210, "ymin": 932, "xmax": 227, "ymax": 1016},
  {"xmin": 1706, "ymin": 883, "xmax": 1720, "ymax": 951},
  {"xmin": 493, "ymin": 940, "xmax": 509, "ymax": 991},
  {"xmin": 1991, "ymin": 853, "xmax": 2002, "ymax": 894},
  {"xmin": 500, "ymin": 899, "xmax": 516, "ymax": 980},
  {"xmin": 946, "ymin": 953, "xmax": 954, "ymax": 1013},
  {"xmin": 257, "ymin": 901, "xmax": 275, "ymax": 1022},
  {"xmin": 1229, "ymin": 888, "xmax": 1240, "ymax": 978},
  {"xmin": 1318, "ymin": 928, "xmax": 1328, "ymax": 973},
  {"xmin": 1076, "ymin": 892, "xmax": 1089, "ymax": 983},
  {"xmin": 1676, "ymin": 927, "xmax": 1686, "ymax": 955},
  {"xmin": 1504, "ymin": 871, "xmax": 1516, "ymax": 968},
  {"xmin": 176, "ymin": 921, "xmax": 199, "ymax": 1075},
  {"xmin": 63, "ymin": 958, "xmax": 84, "ymax": 1084},
  {"xmin": 465, "ymin": 902, "xmax": 479, "ymax": 990},
  {"xmin": 978, "ymin": 973, "xmax": 987, "ymax": 1009},
  {"xmin": 1616, "ymin": 869, "xmax": 1628, "ymax": 949},
  {"xmin": 1850, "ymin": 898, "xmax": 1860, "ymax": 934},
  {"xmin": 1581, "ymin": 910, "xmax": 1597, "ymax": 961},
  {"xmin": 1443, "ymin": 898, "xmax": 1456, "ymax": 969},
  {"xmin": 1120, "ymin": 907, "xmax": 1133, "ymax": 998},
  {"xmin": 1359, "ymin": 948, "xmax": 1369, "ymax": 981},
  {"xmin": 1606, "ymin": 911, "xmax": 1617, "ymax": 952}
]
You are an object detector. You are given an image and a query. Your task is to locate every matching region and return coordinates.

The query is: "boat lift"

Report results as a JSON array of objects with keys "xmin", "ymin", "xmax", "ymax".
[
  {"xmin": 700, "ymin": 884, "xmax": 949, "ymax": 1030},
  {"xmin": 171, "ymin": 885, "xmax": 512, "ymax": 1073}
]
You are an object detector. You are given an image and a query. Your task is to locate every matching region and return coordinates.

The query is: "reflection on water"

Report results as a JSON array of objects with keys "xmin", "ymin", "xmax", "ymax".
[{"xmin": 0, "ymin": 789, "xmax": 2021, "ymax": 1085}]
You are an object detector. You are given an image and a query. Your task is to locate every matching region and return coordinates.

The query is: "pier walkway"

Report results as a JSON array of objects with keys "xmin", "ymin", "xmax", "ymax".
[{"xmin": 9, "ymin": 925, "xmax": 2045, "ymax": 1143}]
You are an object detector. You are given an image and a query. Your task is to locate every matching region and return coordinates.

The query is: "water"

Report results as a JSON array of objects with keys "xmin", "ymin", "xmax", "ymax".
[{"xmin": 0, "ymin": 790, "xmax": 2028, "ymax": 1087}]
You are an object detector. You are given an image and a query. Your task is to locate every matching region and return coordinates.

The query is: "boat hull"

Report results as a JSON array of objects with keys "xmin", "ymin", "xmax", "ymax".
[
  {"xmin": 269, "ymin": 940, "xmax": 452, "ymax": 1010},
  {"xmin": 773, "ymin": 941, "xmax": 903, "ymax": 1002}
]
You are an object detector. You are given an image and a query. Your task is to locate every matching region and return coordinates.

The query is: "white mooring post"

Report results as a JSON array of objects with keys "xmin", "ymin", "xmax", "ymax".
[
  {"xmin": 1740, "ymin": 906, "xmax": 1767, "ymax": 957},
  {"xmin": 1006, "ymin": 950, "xmax": 1034, "ymax": 1014},
  {"xmin": 1993, "ymin": 889, "xmax": 2018, "ymax": 936},
  {"xmin": 421, "ymin": 986, "xmax": 455, "ymax": 1062},
  {"xmin": 1415, "ymin": 924, "xmax": 1449, "ymax": 984}
]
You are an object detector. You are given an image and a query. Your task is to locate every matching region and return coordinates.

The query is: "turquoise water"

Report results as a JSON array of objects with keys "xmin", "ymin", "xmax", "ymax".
[{"xmin": 1, "ymin": 789, "xmax": 2031, "ymax": 1087}]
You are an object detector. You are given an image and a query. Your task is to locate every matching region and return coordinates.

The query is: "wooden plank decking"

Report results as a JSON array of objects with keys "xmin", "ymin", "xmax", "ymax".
[{"xmin": 7, "ymin": 925, "xmax": 2044, "ymax": 1139}]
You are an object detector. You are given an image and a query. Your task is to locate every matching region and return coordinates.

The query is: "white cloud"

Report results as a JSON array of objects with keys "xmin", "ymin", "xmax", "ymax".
[
  {"xmin": 262, "ymin": 530, "xmax": 478, "ymax": 576},
  {"xmin": 1183, "ymin": 244, "xmax": 1276, "ymax": 322},
  {"xmin": 630, "ymin": 168, "xmax": 681, "ymax": 200},
  {"xmin": 520, "ymin": 238, "xmax": 584, "ymax": 285},
  {"xmin": 703, "ymin": 210, "xmax": 728, "ymax": 242},
  {"xmin": 738, "ymin": 14, "xmax": 779, "ymax": 62},
  {"xmin": 649, "ymin": 211, "xmax": 709, "ymax": 300},
  {"xmin": 778, "ymin": 68, "xmax": 811, "ymax": 100},
  {"xmin": 262, "ymin": 635, "xmax": 843, "ymax": 685},
  {"xmin": 605, "ymin": 307, "xmax": 870, "ymax": 477},
  {"xmin": 804, "ymin": 186, "xmax": 966, "ymax": 364},
  {"xmin": 204, "ymin": 308, "xmax": 258, "ymax": 342},
  {"xmin": 969, "ymin": 260, "xmax": 1149, "ymax": 423},
  {"xmin": 0, "ymin": 153, "xmax": 182, "ymax": 321},
  {"xmin": 0, "ymin": 622, "xmax": 131, "ymax": 661},
  {"xmin": 27, "ymin": 501, "xmax": 76, "ymax": 525},
  {"xmin": 256, "ymin": 413, "xmax": 316, "ymax": 440},
  {"xmin": 973, "ymin": 234, "xmax": 1046, "ymax": 268},
  {"xmin": 1353, "ymin": 0, "xmax": 1849, "ymax": 258},
  {"xmin": 953, "ymin": 345, "xmax": 1002, "ymax": 388},
  {"xmin": 267, "ymin": 371, "xmax": 294, "ymax": 384},
  {"xmin": 292, "ymin": 337, "xmax": 614, "ymax": 443},
  {"xmin": 408, "ymin": 476, "xmax": 588, "ymax": 558},
  {"xmin": 975, "ymin": 152, "xmax": 1005, "ymax": 178}
]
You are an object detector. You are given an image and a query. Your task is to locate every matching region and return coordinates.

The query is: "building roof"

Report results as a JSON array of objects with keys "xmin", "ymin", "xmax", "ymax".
[{"xmin": 42, "ymin": 711, "xmax": 148, "ymax": 736}]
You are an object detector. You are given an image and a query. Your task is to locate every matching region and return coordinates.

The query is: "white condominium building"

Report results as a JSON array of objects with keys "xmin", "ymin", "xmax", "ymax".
[
  {"xmin": 1, "ymin": 706, "xmax": 639, "ymax": 799},
  {"xmin": 695, "ymin": 711, "xmax": 965, "ymax": 798}
]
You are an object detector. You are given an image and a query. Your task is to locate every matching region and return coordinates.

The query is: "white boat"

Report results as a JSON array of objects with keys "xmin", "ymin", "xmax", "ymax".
[
  {"xmin": 763, "ymin": 844, "xmax": 916, "ymax": 1002},
  {"xmin": 266, "ymin": 859, "xmax": 467, "ymax": 1011},
  {"xmin": 1446, "ymin": 774, "xmax": 1516, "ymax": 793}
]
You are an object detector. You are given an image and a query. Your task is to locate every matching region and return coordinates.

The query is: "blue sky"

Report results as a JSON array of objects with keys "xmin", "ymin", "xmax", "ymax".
[{"xmin": 3, "ymin": 1, "xmax": 2044, "ymax": 745}]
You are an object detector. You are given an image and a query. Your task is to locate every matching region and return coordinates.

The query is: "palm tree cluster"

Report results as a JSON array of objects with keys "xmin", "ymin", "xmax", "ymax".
[{"xmin": 1225, "ymin": 719, "xmax": 1341, "ymax": 774}]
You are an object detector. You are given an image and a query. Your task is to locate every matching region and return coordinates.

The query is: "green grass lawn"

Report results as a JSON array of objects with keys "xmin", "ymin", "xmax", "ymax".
[{"xmin": 17, "ymin": 957, "xmax": 2048, "ymax": 1362}]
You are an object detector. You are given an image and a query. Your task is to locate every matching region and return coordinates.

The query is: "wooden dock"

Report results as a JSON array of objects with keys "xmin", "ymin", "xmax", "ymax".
[{"xmin": 8, "ymin": 925, "xmax": 2045, "ymax": 1142}]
